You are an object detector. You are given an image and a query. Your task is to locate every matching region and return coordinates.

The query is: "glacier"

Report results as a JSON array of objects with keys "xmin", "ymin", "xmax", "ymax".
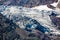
[{"xmin": 0, "ymin": 6, "xmax": 60, "ymax": 35}]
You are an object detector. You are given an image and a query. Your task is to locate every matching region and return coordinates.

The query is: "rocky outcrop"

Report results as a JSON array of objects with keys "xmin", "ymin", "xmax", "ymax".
[
  {"xmin": 49, "ymin": 12, "xmax": 60, "ymax": 30},
  {"xmin": 0, "ymin": 13, "xmax": 21, "ymax": 40},
  {"xmin": 0, "ymin": 13, "xmax": 44, "ymax": 40},
  {"xmin": 0, "ymin": 10, "xmax": 60, "ymax": 40},
  {"xmin": 0, "ymin": 0, "xmax": 58, "ymax": 7},
  {"xmin": 0, "ymin": 13, "xmax": 29, "ymax": 40}
]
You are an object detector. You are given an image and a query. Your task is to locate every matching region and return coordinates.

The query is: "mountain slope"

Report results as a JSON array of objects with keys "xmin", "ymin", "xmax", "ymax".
[
  {"xmin": 0, "ymin": 13, "xmax": 37, "ymax": 40},
  {"xmin": 1, "ymin": 6, "xmax": 60, "ymax": 35},
  {"xmin": 0, "ymin": 0, "xmax": 58, "ymax": 7},
  {"xmin": 0, "ymin": 13, "xmax": 49, "ymax": 40},
  {"xmin": 0, "ymin": 6, "xmax": 60, "ymax": 40}
]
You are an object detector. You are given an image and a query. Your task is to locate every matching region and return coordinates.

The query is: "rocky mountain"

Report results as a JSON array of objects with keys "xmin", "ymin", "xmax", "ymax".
[
  {"xmin": 0, "ymin": 12, "xmax": 53, "ymax": 40},
  {"xmin": 0, "ymin": 0, "xmax": 58, "ymax": 7},
  {"xmin": 0, "ymin": 4, "xmax": 60, "ymax": 40},
  {"xmin": 49, "ymin": 11, "xmax": 60, "ymax": 30},
  {"xmin": 0, "ymin": 12, "xmax": 45, "ymax": 40},
  {"xmin": 0, "ymin": 13, "xmax": 28, "ymax": 40},
  {"xmin": 1, "ymin": 6, "xmax": 60, "ymax": 35},
  {"xmin": 0, "ymin": 6, "xmax": 60, "ymax": 40}
]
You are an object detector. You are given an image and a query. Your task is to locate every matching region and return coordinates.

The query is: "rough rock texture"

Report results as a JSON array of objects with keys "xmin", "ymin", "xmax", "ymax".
[
  {"xmin": 0, "ymin": 13, "xmax": 21, "ymax": 40},
  {"xmin": 0, "ymin": 0, "xmax": 58, "ymax": 7},
  {"xmin": 51, "ymin": 17, "xmax": 60, "ymax": 29},
  {"xmin": 0, "ymin": 13, "xmax": 44, "ymax": 40},
  {"xmin": 0, "ymin": 12, "xmax": 60, "ymax": 40},
  {"xmin": 0, "ymin": 13, "xmax": 27, "ymax": 40},
  {"xmin": 47, "ymin": 4, "xmax": 56, "ymax": 9},
  {"xmin": 49, "ymin": 12, "xmax": 60, "ymax": 30}
]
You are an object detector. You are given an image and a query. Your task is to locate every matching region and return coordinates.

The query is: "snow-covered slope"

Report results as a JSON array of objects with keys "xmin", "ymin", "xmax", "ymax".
[
  {"xmin": 32, "ymin": 2, "xmax": 58, "ymax": 10},
  {"xmin": 1, "ymin": 6, "xmax": 60, "ymax": 35}
]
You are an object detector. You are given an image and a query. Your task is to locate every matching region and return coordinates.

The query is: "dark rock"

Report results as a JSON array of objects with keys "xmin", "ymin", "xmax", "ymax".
[
  {"xmin": 0, "ymin": 0, "xmax": 58, "ymax": 7},
  {"xmin": 0, "ymin": 13, "xmax": 45, "ymax": 40},
  {"xmin": 0, "ymin": 13, "xmax": 29, "ymax": 40},
  {"xmin": 50, "ymin": 12, "xmax": 60, "ymax": 30}
]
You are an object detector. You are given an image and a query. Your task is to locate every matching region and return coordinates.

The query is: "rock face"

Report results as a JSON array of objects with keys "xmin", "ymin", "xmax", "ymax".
[
  {"xmin": 0, "ymin": 13, "xmax": 21, "ymax": 40},
  {"xmin": 51, "ymin": 17, "xmax": 60, "ymax": 29},
  {"xmin": 0, "ymin": 13, "xmax": 44, "ymax": 40},
  {"xmin": 0, "ymin": 13, "xmax": 27, "ymax": 40},
  {"xmin": 47, "ymin": 4, "xmax": 56, "ymax": 9},
  {"xmin": 0, "ymin": 0, "xmax": 58, "ymax": 7},
  {"xmin": 49, "ymin": 12, "xmax": 60, "ymax": 30},
  {"xmin": 0, "ymin": 8, "xmax": 60, "ymax": 40},
  {"xmin": 0, "ymin": 13, "xmax": 46, "ymax": 40}
]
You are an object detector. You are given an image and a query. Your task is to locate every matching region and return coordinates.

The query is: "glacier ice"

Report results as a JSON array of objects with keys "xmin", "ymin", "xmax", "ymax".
[{"xmin": 0, "ymin": 6, "xmax": 60, "ymax": 35}]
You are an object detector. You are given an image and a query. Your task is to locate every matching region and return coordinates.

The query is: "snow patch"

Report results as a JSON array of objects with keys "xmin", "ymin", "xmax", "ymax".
[{"xmin": 1, "ymin": 6, "xmax": 60, "ymax": 35}]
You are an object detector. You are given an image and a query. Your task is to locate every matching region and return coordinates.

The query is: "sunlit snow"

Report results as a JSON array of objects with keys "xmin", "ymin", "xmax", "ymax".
[{"xmin": 1, "ymin": 6, "xmax": 60, "ymax": 35}]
